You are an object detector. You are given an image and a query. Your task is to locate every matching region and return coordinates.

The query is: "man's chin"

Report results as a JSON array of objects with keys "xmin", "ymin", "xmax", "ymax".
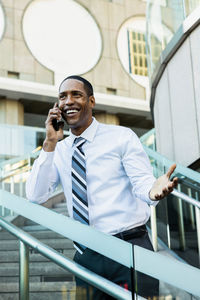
[{"xmin": 66, "ymin": 119, "xmax": 79, "ymax": 128}]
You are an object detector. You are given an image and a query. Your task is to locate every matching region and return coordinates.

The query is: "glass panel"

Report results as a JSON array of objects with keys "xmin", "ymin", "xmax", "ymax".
[
  {"xmin": 134, "ymin": 275, "xmax": 194, "ymax": 299},
  {"xmin": 0, "ymin": 124, "xmax": 69, "ymax": 217},
  {"xmin": 142, "ymin": 130, "xmax": 200, "ymax": 270},
  {"xmin": 0, "ymin": 217, "xmax": 132, "ymax": 299},
  {"xmin": 167, "ymin": 191, "xmax": 199, "ymax": 268},
  {"xmin": 0, "ymin": 124, "xmax": 69, "ymax": 162},
  {"xmin": 146, "ymin": 0, "xmax": 185, "ymax": 77}
]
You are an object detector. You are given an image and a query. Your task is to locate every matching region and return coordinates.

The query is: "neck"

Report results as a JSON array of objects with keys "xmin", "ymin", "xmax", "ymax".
[{"xmin": 71, "ymin": 119, "xmax": 93, "ymax": 136}]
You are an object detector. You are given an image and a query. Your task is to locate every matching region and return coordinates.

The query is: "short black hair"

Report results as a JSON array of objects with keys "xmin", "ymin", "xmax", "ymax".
[{"xmin": 59, "ymin": 75, "xmax": 93, "ymax": 97}]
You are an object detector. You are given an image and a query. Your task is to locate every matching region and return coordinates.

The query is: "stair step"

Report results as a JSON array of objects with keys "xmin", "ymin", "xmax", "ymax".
[
  {"xmin": 0, "ymin": 281, "xmax": 75, "ymax": 292},
  {"xmin": 0, "ymin": 249, "xmax": 75, "ymax": 262},
  {"xmin": 0, "ymin": 291, "xmax": 76, "ymax": 300},
  {"xmin": 53, "ymin": 202, "xmax": 67, "ymax": 208},
  {"xmin": 24, "ymin": 219, "xmax": 41, "ymax": 226},
  {"xmin": 0, "ymin": 262, "xmax": 75, "ymax": 277},
  {"xmin": 22, "ymin": 225, "xmax": 49, "ymax": 232},
  {"xmin": 0, "ymin": 230, "xmax": 70, "ymax": 240},
  {"xmin": 0, "ymin": 238, "xmax": 74, "ymax": 251},
  {"xmin": 0, "ymin": 275, "xmax": 41, "ymax": 283},
  {"xmin": 0, "ymin": 199, "xmax": 79, "ymax": 298},
  {"xmin": 23, "ymin": 211, "xmax": 68, "ymax": 225}
]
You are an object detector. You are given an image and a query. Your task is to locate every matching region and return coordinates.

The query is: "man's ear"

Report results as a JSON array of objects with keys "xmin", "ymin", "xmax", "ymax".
[{"xmin": 89, "ymin": 95, "xmax": 95, "ymax": 108}]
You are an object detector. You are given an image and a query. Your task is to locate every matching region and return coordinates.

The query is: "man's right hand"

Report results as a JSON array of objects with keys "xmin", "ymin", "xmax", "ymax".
[{"xmin": 43, "ymin": 103, "xmax": 64, "ymax": 152}]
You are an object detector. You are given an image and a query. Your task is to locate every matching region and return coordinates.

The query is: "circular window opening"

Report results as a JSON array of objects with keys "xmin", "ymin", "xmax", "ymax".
[
  {"xmin": 23, "ymin": 0, "xmax": 102, "ymax": 85},
  {"xmin": 117, "ymin": 17, "xmax": 149, "ymax": 89},
  {"xmin": 0, "ymin": 4, "xmax": 5, "ymax": 41}
]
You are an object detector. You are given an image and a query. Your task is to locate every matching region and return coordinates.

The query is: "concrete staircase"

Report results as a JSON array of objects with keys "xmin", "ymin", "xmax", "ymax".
[{"xmin": 0, "ymin": 201, "xmax": 76, "ymax": 300}]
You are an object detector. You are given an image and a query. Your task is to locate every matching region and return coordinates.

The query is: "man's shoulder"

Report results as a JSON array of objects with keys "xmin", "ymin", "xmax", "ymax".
[{"xmin": 98, "ymin": 122, "xmax": 135, "ymax": 137}]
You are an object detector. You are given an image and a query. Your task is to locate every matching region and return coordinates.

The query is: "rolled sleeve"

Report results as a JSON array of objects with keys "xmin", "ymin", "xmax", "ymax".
[
  {"xmin": 26, "ymin": 149, "xmax": 59, "ymax": 204},
  {"xmin": 121, "ymin": 129, "xmax": 158, "ymax": 206}
]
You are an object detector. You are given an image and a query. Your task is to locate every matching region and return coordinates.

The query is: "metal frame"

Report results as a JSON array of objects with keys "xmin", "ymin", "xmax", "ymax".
[
  {"xmin": 0, "ymin": 217, "xmax": 131, "ymax": 300},
  {"xmin": 1, "ymin": 192, "xmax": 200, "ymax": 298}
]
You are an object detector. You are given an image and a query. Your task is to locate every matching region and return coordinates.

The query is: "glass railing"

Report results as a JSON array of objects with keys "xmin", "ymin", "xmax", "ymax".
[
  {"xmin": 0, "ymin": 191, "xmax": 132, "ymax": 300},
  {"xmin": 141, "ymin": 128, "xmax": 200, "ymax": 268},
  {"xmin": 146, "ymin": 0, "xmax": 200, "ymax": 78},
  {"xmin": 0, "ymin": 124, "xmax": 47, "ymax": 162},
  {"xmin": 0, "ymin": 123, "xmax": 69, "ymax": 161},
  {"xmin": 1, "ymin": 190, "xmax": 200, "ymax": 299},
  {"xmin": 1, "ymin": 124, "xmax": 200, "ymax": 269},
  {"xmin": 0, "ymin": 124, "xmax": 69, "ymax": 216}
]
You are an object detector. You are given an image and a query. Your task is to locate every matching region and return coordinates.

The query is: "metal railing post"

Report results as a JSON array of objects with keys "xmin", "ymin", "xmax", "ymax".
[
  {"xmin": 19, "ymin": 241, "xmax": 29, "ymax": 300},
  {"xmin": 150, "ymin": 206, "xmax": 158, "ymax": 251},
  {"xmin": 177, "ymin": 184, "xmax": 186, "ymax": 251},
  {"xmin": 1, "ymin": 178, "xmax": 5, "ymax": 216},
  {"xmin": 188, "ymin": 188, "xmax": 195, "ymax": 230},
  {"xmin": 10, "ymin": 176, "xmax": 14, "ymax": 216}
]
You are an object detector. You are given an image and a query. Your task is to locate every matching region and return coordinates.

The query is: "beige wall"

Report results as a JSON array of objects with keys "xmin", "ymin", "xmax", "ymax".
[
  {"xmin": 0, "ymin": 99, "xmax": 24, "ymax": 125},
  {"xmin": 0, "ymin": 0, "xmax": 146, "ymax": 99},
  {"xmin": 0, "ymin": 0, "xmax": 54, "ymax": 85},
  {"xmin": 94, "ymin": 113, "xmax": 120, "ymax": 125}
]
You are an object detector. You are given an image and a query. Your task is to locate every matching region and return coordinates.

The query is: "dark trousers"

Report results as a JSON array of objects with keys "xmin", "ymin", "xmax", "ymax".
[{"xmin": 74, "ymin": 229, "xmax": 159, "ymax": 300}]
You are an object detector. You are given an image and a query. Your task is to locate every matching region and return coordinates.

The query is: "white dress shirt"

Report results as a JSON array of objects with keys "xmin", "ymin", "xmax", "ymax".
[{"xmin": 26, "ymin": 118, "xmax": 157, "ymax": 235}]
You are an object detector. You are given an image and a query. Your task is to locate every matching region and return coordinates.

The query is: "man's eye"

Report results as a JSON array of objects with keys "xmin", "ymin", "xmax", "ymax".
[
  {"xmin": 73, "ymin": 92, "xmax": 81, "ymax": 97},
  {"xmin": 59, "ymin": 95, "xmax": 65, "ymax": 100}
]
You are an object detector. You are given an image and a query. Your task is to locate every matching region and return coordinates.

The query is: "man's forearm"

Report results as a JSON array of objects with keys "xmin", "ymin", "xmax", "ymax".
[{"xmin": 43, "ymin": 139, "xmax": 57, "ymax": 152}]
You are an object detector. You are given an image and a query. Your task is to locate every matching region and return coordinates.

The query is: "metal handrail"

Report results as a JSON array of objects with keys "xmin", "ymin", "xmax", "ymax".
[
  {"xmin": 140, "ymin": 130, "xmax": 200, "ymax": 265},
  {"xmin": 0, "ymin": 152, "xmax": 38, "ymax": 168},
  {"xmin": 177, "ymin": 176, "xmax": 200, "ymax": 193},
  {"xmin": 0, "ymin": 216, "xmax": 131, "ymax": 300},
  {"xmin": 150, "ymin": 188, "xmax": 200, "ymax": 255},
  {"xmin": 141, "ymin": 132, "xmax": 200, "ymax": 185},
  {"xmin": 1, "ymin": 193, "xmax": 200, "ymax": 298},
  {"xmin": 0, "ymin": 190, "xmax": 133, "ymax": 268},
  {"xmin": 172, "ymin": 189, "xmax": 200, "ymax": 208}
]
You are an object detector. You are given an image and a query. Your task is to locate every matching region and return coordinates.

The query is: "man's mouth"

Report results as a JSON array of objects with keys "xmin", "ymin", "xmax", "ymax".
[{"xmin": 63, "ymin": 108, "xmax": 80, "ymax": 116}]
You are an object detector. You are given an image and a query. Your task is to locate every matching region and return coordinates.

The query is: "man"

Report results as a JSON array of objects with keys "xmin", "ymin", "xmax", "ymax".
[{"xmin": 26, "ymin": 75, "xmax": 178, "ymax": 299}]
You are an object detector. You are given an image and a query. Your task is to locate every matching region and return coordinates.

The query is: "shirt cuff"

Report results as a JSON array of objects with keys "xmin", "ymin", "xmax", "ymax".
[{"xmin": 136, "ymin": 177, "xmax": 159, "ymax": 206}]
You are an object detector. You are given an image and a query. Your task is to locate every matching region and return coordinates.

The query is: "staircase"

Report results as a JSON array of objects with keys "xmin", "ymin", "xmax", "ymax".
[{"xmin": 0, "ymin": 201, "xmax": 76, "ymax": 300}]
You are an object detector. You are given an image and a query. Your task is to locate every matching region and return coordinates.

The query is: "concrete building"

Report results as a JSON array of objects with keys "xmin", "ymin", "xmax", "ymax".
[{"xmin": 0, "ymin": 0, "xmax": 153, "ymax": 162}]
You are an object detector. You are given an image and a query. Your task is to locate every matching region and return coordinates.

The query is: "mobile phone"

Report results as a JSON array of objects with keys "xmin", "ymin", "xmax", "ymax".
[
  {"xmin": 52, "ymin": 115, "xmax": 64, "ymax": 131},
  {"xmin": 52, "ymin": 102, "xmax": 64, "ymax": 131}
]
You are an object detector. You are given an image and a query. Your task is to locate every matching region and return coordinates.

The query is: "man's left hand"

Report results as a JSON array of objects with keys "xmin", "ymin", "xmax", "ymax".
[{"xmin": 149, "ymin": 164, "xmax": 178, "ymax": 201}]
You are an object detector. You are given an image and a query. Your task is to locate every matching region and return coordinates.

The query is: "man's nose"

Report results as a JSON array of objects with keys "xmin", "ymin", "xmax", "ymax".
[{"xmin": 65, "ymin": 95, "xmax": 74, "ymax": 105}]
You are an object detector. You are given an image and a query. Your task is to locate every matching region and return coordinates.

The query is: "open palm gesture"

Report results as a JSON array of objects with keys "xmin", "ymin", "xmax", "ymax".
[{"xmin": 149, "ymin": 164, "xmax": 178, "ymax": 201}]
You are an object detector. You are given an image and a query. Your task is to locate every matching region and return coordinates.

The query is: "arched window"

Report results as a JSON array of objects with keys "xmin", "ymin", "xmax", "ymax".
[{"xmin": 117, "ymin": 16, "xmax": 149, "ymax": 89}]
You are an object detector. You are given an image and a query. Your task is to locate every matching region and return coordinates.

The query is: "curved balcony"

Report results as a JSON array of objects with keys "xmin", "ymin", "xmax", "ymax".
[
  {"xmin": 146, "ymin": 0, "xmax": 200, "ymax": 79},
  {"xmin": 146, "ymin": 1, "xmax": 200, "ymax": 167}
]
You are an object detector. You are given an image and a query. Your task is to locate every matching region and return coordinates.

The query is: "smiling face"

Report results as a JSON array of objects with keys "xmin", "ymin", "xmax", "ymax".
[{"xmin": 58, "ymin": 79, "xmax": 95, "ymax": 136}]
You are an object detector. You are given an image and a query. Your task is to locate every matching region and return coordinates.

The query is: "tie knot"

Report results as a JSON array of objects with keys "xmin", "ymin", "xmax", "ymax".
[{"xmin": 74, "ymin": 137, "xmax": 86, "ymax": 149}]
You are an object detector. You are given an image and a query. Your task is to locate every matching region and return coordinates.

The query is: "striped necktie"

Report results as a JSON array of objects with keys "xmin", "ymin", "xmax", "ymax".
[{"xmin": 72, "ymin": 137, "xmax": 89, "ymax": 252}]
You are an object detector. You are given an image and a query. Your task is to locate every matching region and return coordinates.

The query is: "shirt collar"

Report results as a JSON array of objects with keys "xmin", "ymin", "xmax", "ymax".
[{"xmin": 67, "ymin": 117, "xmax": 99, "ymax": 147}]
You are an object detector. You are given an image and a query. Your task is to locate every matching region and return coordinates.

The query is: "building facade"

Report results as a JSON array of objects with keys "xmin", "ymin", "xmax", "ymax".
[{"xmin": 0, "ymin": 0, "xmax": 153, "ymax": 142}]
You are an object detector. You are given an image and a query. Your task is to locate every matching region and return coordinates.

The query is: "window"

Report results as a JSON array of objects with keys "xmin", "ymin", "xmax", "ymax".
[
  {"xmin": 128, "ymin": 29, "xmax": 148, "ymax": 77},
  {"xmin": 117, "ymin": 16, "xmax": 150, "ymax": 90}
]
